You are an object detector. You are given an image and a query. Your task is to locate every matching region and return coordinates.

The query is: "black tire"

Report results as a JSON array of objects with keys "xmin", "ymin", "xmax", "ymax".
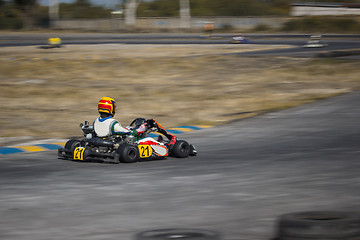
[
  {"xmin": 82, "ymin": 148, "xmax": 91, "ymax": 161},
  {"xmin": 114, "ymin": 144, "xmax": 139, "ymax": 163},
  {"xmin": 135, "ymin": 228, "xmax": 221, "ymax": 240},
  {"xmin": 64, "ymin": 139, "xmax": 80, "ymax": 152},
  {"xmin": 276, "ymin": 211, "xmax": 360, "ymax": 240},
  {"xmin": 172, "ymin": 140, "xmax": 190, "ymax": 158},
  {"xmin": 189, "ymin": 144, "xmax": 197, "ymax": 156}
]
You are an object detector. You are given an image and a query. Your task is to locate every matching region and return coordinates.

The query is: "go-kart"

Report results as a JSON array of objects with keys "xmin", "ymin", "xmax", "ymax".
[
  {"xmin": 231, "ymin": 35, "xmax": 251, "ymax": 44},
  {"xmin": 303, "ymin": 35, "xmax": 327, "ymax": 48},
  {"xmin": 58, "ymin": 118, "xmax": 197, "ymax": 163}
]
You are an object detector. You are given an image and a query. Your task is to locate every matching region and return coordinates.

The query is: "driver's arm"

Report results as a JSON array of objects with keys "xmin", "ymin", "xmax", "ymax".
[{"xmin": 111, "ymin": 121, "xmax": 131, "ymax": 135}]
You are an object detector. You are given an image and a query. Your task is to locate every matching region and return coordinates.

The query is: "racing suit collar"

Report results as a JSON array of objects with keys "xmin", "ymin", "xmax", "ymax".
[{"xmin": 98, "ymin": 116, "xmax": 113, "ymax": 122}]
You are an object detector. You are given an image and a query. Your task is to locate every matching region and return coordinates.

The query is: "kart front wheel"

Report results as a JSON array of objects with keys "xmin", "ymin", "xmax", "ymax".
[
  {"xmin": 115, "ymin": 144, "xmax": 139, "ymax": 163},
  {"xmin": 172, "ymin": 140, "xmax": 190, "ymax": 158}
]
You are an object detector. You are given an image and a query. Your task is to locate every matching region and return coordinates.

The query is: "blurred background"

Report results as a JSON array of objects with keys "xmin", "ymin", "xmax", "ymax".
[
  {"xmin": 0, "ymin": 0, "xmax": 360, "ymax": 142},
  {"xmin": 0, "ymin": 0, "xmax": 359, "ymax": 32}
]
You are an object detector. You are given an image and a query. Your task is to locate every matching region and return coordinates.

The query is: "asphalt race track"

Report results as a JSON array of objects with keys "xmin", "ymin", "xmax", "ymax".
[
  {"xmin": 0, "ymin": 33, "xmax": 359, "ymax": 58},
  {"xmin": 1, "ymin": 91, "xmax": 360, "ymax": 240}
]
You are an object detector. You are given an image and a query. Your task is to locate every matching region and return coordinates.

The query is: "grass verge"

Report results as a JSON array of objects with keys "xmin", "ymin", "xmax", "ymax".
[{"xmin": 0, "ymin": 44, "xmax": 359, "ymax": 144}]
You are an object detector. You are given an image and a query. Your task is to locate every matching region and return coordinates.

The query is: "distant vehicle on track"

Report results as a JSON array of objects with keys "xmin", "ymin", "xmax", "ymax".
[
  {"xmin": 231, "ymin": 34, "xmax": 251, "ymax": 44},
  {"xmin": 39, "ymin": 37, "xmax": 62, "ymax": 49},
  {"xmin": 304, "ymin": 35, "xmax": 327, "ymax": 48}
]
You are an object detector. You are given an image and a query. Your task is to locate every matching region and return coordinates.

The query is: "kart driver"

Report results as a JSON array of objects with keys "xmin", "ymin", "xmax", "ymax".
[
  {"xmin": 94, "ymin": 96, "xmax": 146, "ymax": 138},
  {"xmin": 93, "ymin": 97, "xmax": 177, "ymax": 145}
]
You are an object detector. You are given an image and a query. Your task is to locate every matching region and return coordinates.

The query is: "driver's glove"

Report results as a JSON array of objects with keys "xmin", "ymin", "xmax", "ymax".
[
  {"xmin": 132, "ymin": 129, "xmax": 138, "ymax": 136},
  {"xmin": 136, "ymin": 123, "xmax": 147, "ymax": 134}
]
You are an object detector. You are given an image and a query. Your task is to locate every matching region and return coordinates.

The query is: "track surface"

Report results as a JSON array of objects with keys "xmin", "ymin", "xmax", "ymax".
[
  {"xmin": 1, "ymin": 33, "xmax": 359, "ymax": 57},
  {"xmin": 1, "ymin": 91, "xmax": 360, "ymax": 240}
]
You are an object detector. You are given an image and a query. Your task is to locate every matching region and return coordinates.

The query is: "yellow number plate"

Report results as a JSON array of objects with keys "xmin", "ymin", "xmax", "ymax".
[
  {"xmin": 138, "ymin": 145, "xmax": 153, "ymax": 158},
  {"xmin": 74, "ymin": 147, "xmax": 85, "ymax": 160}
]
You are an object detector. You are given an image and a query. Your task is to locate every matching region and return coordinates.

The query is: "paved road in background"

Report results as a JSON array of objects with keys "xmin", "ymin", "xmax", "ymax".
[
  {"xmin": 0, "ymin": 33, "xmax": 359, "ymax": 57},
  {"xmin": 1, "ymin": 92, "xmax": 360, "ymax": 240}
]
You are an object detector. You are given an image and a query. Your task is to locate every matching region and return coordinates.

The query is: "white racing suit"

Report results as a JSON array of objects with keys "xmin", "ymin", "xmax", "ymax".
[{"xmin": 93, "ymin": 116, "xmax": 146, "ymax": 138}]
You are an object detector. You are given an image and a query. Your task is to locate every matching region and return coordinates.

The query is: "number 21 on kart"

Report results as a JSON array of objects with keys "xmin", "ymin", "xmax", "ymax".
[
  {"xmin": 74, "ymin": 147, "xmax": 85, "ymax": 160},
  {"xmin": 138, "ymin": 145, "xmax": 153, "ymax": 158}
]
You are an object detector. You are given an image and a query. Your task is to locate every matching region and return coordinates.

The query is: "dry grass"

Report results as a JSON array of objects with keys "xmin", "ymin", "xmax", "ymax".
[{"xmin": 0, "ymin": 44, "xmax": 359, "ymax": 144}]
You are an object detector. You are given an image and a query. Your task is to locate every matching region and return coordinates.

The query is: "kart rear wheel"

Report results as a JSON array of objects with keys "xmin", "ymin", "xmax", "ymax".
[
  {"xmin": 172, "ymin": 140, "xmax": 190, "ymax": 158},
  {"xmin": 115, "ymin": 144, "xmax": 139, "ymax": 163},
  {"xmin": 64, "ymin": 139, "xmax": 80, "ymax": 152}
]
